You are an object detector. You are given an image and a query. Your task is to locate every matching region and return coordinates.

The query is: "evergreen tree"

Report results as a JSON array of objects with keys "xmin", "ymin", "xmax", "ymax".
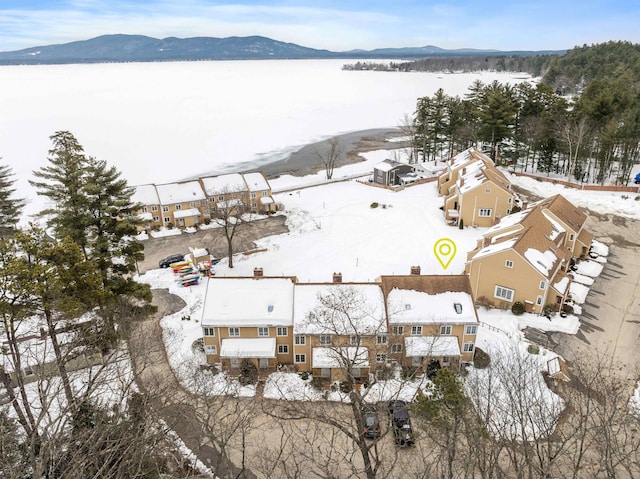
[
  {"xmin": 0, "ymin": 163, "xmax": 25, "ymax": 235},
  {"xmin": 477, "ymin": 81, "xmax": 518, "ymax": 162}
]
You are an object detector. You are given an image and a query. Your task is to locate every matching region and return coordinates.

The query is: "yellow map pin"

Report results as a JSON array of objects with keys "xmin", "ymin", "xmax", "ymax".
[{"xmin": 434, "ymin": 238, "xmax": 457, "ymax": 270}]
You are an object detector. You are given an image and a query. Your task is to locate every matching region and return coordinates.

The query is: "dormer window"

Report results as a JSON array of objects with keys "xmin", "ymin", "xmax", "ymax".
[
  {"xmin": 267, "ymin": 305, "xmax": 274, "ymax": 313},
  {"xmin": 404, "ymin": 304, "xmax": 412, "ymax": 310},
  {"xmin": 454, "ymin": 303, "xmax": 463, "ymax": 314}
]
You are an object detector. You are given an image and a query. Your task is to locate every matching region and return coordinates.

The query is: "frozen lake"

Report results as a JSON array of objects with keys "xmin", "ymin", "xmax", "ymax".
[{"xmin": 0, "ymin": 59, "xmax": 531, "ymax": 219}]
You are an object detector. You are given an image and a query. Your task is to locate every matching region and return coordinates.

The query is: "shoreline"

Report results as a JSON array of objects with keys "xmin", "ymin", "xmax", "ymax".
[{"xmin": 252, "ymin": 127, "xmax": 406, "ymax": 179}]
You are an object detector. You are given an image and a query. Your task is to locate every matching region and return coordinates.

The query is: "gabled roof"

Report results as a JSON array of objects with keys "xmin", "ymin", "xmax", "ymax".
[
  {"xmin": 200, "ymin": 173, "xmax": 247, "ymax": 196},
  {"xmin": 293, "ymin": 283, "xmax": 387, "ymax": 335},
  {"xmin": 155, "ymin": 180, "xmax": 206, "ymax": 204},
  {"xmin": 243, "ymin": 172, "xmax": 271, "ymax": 192},
  {"xmin": 379, "ymin": 275, "xmax": 478, "ymax": 325},
  {"xmin": 534, "ymin": 194, "xmax": 588, "ymax": 233},
  {"xmin": 132, "ymin": 184, "xmax": 160, "ymax": 205},
  {"xmin": 374, "ymin": 159, "xmax": 410, "ymax": 172},
  {"xmin": 201, "ymin": 277, "xmax": 296, "ymax": 327}
]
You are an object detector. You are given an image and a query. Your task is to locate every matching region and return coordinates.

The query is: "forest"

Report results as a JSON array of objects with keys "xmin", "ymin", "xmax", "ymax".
[{"xmin": 385, "ymin": 42, "xmax": 640, "ymax": 186}]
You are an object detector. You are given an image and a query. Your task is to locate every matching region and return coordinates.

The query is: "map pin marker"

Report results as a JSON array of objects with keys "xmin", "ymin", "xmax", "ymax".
[{"xmin": 434, "ymin": 238, "xmax": 457, "ymax": 270}]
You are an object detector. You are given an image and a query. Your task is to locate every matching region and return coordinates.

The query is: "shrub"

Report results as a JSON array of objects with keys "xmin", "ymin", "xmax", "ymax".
[
  {"xmin": 635, "ymin": 195, "xmax": 640, "ymax": 201},
  {"xmin": 203, "ymin": 217, "xmax": 211, "ymax": 225},
  {"xmin": 510, "ymin": 204, "xmax": 522, "ymax": 214},
  {"xmin": 191, "ymin": 338, "xmax": 204, "ymax": 353},
  {"xmin": 528, "ymin": 344, "xmax": 540, "ymax": 355},
  {"xmin": 511, "ymin": 301, "xmax": 525, "ymax": 316},
  {"xmin": 166, "ymin": 222, "xmax": 174, "ymax": 229},
  {"xmin": 375, "ymin": 366, "xmax": 394, "ymax": 381},
  {"xmin": 458, "ymin": 218, "xmax": 464, "ymax": 229},
  {"xmin": 370, "ymin": 202, "xmax": 379, "ymax": 208},
  {"xmin": 238, "ymin": 359, "xmax": 258, "ymax": 386},
  {"xmin": 401, "ymin": 366, "xmax": 418, "ymax": 380},
  {"xmin": 298, "ymin": 370, "xmax": 310, "ymax": 381},
  {"xmin": 310, "ymin": 377, "xmax": 324, "ymax": 391},
  {"xmin": 339, "ymin": 380, "xmax": 353, "ymax": 393},
  {"xmin": 474, "ymin": 347, "xmax": 490, "ymax": 369}
]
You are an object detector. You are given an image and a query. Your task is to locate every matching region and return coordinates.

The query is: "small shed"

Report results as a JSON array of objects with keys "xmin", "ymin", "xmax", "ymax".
[
  {"xmin": 547, "ymin": 356, "xmax": 570, "ymax": 382},
  {"xmin": 373, "ymin": 159, "xmax": 415, "ymax": 186}
]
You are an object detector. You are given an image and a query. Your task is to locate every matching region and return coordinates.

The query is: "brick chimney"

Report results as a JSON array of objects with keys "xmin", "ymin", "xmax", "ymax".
[
  {"xmin": 253, "ymin": 267, "xmax": 264, "ymax": 277},
  {"xmin": 460, "ymin": 177, "xmax": 465, "ymax": 187},
  {"xmin": 332, "ymin": 272, "xmax": 342, "ymax": 283},
  {"xmin": 410, "ymin": 265, "xmax": 421, "ymax": 275},
  {"xmin": 462, "ymin": 167, "xmax": 467, "ymax": 175},
  {"xmin": 522, "ymin": 201, "xmax": 528, "ymax": 210}
]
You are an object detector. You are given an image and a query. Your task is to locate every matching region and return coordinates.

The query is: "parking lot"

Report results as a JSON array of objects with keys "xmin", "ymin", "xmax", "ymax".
[{"xmin": 137, "ymin": 215, "xmax": 289, "ymax": 273}]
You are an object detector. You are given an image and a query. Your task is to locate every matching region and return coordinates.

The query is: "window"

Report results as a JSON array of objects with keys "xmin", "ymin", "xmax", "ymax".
[
  {"xmin": 506, "ymin": 209, "xmax": 511, "ymax": 215},
  {"xmin": 151, "ymin": 205, "xmax": 158, "ymax": 212},
  {"xmin": 508, "ymin": 197, "xmax": 513, "ymax": 204},
  {"xmin": 218, "ymin": 195, "xmax": 224, "ymax": 201},
  {"xmin": 228, "ymin": 327, "xmax": 240, "ymax": 337},
  {"xmin": 465, "ymin": 325, "xmax": 477, "ymax": 335},
  {"xmin": 190, "ymin": 201, "xmax": 196, "ymax": 208},
  {"xmin": 505, "ymin": 260, "xmax": 514, "ymax": 268},
  {"xmin": 175, "ymin": 204, "xmax": 182, "ymax": 210},
  {"xmin": 350, "ymin": 335, "xmax": 360, "ymax": 346},
  {"xmin": 440, "ymin": 325, "xmax": 452, "ymax": 335},
  {"xmin": 392, "ymin": 344, "xmax": 403, "ymax": 354},
  {"xmin": 294, "ymin": 335, "xmax": 306, "ymax": 345},
  {"xmin": 258, "ymin": 327, "xmax": 269, "ymax": 337},
  {"xmin": 295, "ymin": 354, "xmax": 306, "ymax": 364},
  {"xmin": 251, "ymin": 192, "xmax": 257, "ymax": 198},
  {"xmin": 163, "ymin": 216, "xmax": 171, "ymax": 223},
  {"xmin": 162, "ymin": 205, "xmax": 169, "ymax": 212},
  {"xmin": 539, "ymin": 281, "xmax": 546, "ymax": 290},
  {"xmin": 277, "ymin": 327, "xmax": 288, "ymax": 336},
  {"xmin": 263, "ymin": 191, "xmax": 268, "ymax": 197},
  {"xmin": 205, "ymin": 345, "xmax": 217, "ymax": 355},
  {"xmin": 479, "ymin": 208, "xmax": 492, "ymax": 217},
  {"xmin": 494, "ymin": 285, "xmax": 514, "ymax": 302},
  {"xmin": 278, "ymin": 345, "xmax": 289, "ymax": 354},
  {"xmin": 485, "ymin": 187, "xmax": 491, "ymax": 193},
  {"xmin": 454, "ymin": 303, "xmax": 463, "ymax": 314},
  {"xmin": 376, "ymin": 353, "xmax": 387, "ymax": 363},
  {"xmin": 392, "ymin": 326, "xmax": 404, "ymax": 335},
  {"xmin": 411, "ymin": 326, "xmax": 422, "ymax": 336},
  {"xmin": 463, "ymin": 343, "xmax": 474, "ymax": 353},
  {"xmin": 319, "ymin": 335, "xmax": 332, "ymax": 345},
  {"xmin": 203, "ymin": 327, "xmax": 215, "ymax": 336},
  {"xmin": 142, "ymin": 206, "xmax": 148, "ymax": 213},
  {"xmin": 377, "ymin": 335, "xmax": 387, "ymax": 345},
  {"xmin": 251, "ymin": 202, "xmax": 257, "ymax": 209},
  {"xmin": 536, "ymin": 296, "xmax": 543, "ymax": 306},
  {"xmin": 569, "ymin": 234, "xmax": 574, "ymax": 241}
]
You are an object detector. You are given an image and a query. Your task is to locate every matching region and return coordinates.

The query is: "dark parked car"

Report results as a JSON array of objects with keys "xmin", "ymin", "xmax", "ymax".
[
  {"xmin": 159, "ymin": 253, "xmax": 184, "ymax": 268},
  {"xmin": 362, "ymin": 405, "xmax": 381, "ymax": 439},
  {"xmin": 388, "ymin": 400, "xmax": 414, "ymax": 446}
]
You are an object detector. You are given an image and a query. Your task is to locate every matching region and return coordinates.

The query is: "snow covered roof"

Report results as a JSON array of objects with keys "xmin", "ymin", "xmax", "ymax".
[
  {"xmin": 201, "ymin": 173, "xmax": 247, "ymax": 196},
  {"xmin": 524, "ymin": 247, "xmax": 557, "ymax": 276},
  {"xmin": 293, "ymin": 283, "xmax": 386, "ymax": 335},
  {"xmin": 138, "ymin": 212, "xmax": 153, "ymax": 221},
  {"xmin": 260, "ymin": 196, "xmax": 274, "ymax": 204},
  {"xmin": 486, "ymin": 210, "xmax": 529, "ymax": 235},
  {"xmin": 243, "ymin": 172, "xmax": 270, "ymax": 192},
  {"xmin": 404, "ymin": 336, "xmax": 461, "ymax": 357},
  {"xmin": 201, "ymin": 277, "xmax": 295, "ymax": 327},
  {"xmin": 156, "ymin": 181, "xmax": 206, "ymax": 204},
  {"xmin": 374, "ymin": 159, "xmax": 405, "ymax": 172},
  {"xmin": 132, "ymin": 184, "xmax": 160, "ymax": 205},
  {"xmin": 220, "ymin": 338, "xmax": 276, "ymax": 358},
  {"xmin": 387, "ymin": 289, "xmax": 477, "ymax": 325},
  {"xmin": 471, "ymin": 238, "xmax": 517, "ymax": 260},
  {"xmin": 552, "ymin": 275, "xmax": 570, "ymax": 295},
  {"xmin": 189, "ymin": 247, "xmax": 209, "ymax": 258},
  {"xmin": 173, "ymin": 207, "xmax": 201, "ymax": 219},
  {"xmin": 312, "ymin": 347, "xmax": 370, "ymax": 368}
]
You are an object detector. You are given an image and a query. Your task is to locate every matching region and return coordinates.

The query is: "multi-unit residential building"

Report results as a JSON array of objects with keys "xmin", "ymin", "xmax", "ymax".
[
  {"xmin": 133, "ymin": 171, "xmax": 276, "ymax": 231},
  {"xmin": 200, "ymin": 268, "xmax": 479, "ymax": 381},
  {"xmin": 155, "ymin": 180, "xmax": 208, "ymax": 229},
  {"xmin": 438, "ymin": 147, "xmax": 515, "ymax": 227},
  {"xmin": 464, "ymin": 194, "xmax": 593, "ymax": 314}
]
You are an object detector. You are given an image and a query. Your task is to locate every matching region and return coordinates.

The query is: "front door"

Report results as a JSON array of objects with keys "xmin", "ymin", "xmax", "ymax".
[
  {"xmin": 412, "ymin": 356, "xmax": 422, "ymax": 367},
  {"xmin": 259, "ymin": 358, "xmax": 268, "ymax": 369},
  {"xmin": 321, "ymin": 368, "xmax": 331, "ymax": 378}
]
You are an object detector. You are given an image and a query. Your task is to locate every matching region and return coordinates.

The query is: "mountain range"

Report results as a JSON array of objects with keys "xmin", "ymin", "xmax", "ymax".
[{"xmin": 0, "ymin": 34, "xmax": 564, "ymax": 65}]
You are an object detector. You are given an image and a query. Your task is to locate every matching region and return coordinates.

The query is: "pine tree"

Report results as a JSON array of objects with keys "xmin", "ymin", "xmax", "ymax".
[{"xmin": 0, "ymin": 163, "xmax": 25, "ymax": 235}]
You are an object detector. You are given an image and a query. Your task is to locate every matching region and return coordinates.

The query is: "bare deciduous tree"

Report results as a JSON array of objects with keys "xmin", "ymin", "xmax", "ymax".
[{"xmin": 315, "ymin": 136, "xmax": 342, "ymax": 180}]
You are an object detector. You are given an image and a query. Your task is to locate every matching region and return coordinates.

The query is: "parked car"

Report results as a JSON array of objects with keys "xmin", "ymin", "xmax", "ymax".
[
  {"xmin": 362, "ymin": 405, "xmax": 381, "ymax": 439},
  {"xmin": 635, "ymin": 172, "xmax": 640, "ymax": 184},
  {"xmin": 159, "ymin": 253, "xmax": 184, "ymax": 268},
  {"xmin": 388, "ymin": 400, "xmax": 414, "ymax": 446}
]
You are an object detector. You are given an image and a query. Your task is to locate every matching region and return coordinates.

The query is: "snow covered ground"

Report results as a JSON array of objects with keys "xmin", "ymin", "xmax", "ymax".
[{"xmin": 134, "ymin": 144, "xmax": 621, "ymax": 439}]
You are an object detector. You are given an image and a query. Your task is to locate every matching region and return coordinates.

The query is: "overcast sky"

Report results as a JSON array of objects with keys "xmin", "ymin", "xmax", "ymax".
[{"xmin": 1, "ymin": 0, "xmax": 639, "ymax": 52}]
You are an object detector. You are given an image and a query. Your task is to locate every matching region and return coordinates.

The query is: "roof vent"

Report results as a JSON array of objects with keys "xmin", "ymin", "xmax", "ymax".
[{"xmin": 454, "ymin": 303, "xmax": 463, "ymax": 314}]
